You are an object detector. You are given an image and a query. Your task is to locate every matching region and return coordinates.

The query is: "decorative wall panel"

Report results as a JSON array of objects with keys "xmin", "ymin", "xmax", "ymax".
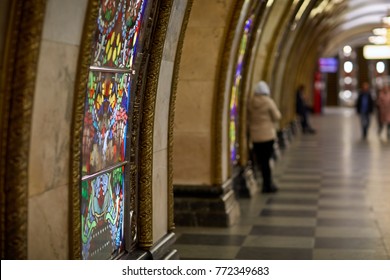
[
  {"xmin": 229, "ymin": 1, "xmax": 259, "ymax": 166},
  {"xmin": 78, "ymin": 0, "xmax": 149, "ymax": 260},
  {"xmin": 81, "ymin": 166, "xmax": 125, "ymax": 259},
  {"xmin": 82, "ymin": 71, "xmax": 131, "ymax": 175}
]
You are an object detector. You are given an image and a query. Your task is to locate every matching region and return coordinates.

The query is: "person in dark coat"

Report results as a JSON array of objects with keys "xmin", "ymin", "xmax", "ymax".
[{"xmin": 356, "ymin": 82, "xmax": 374, "ymax": 140}]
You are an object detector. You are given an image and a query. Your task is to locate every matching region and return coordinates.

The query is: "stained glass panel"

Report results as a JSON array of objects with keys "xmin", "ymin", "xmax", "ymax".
[
  {"xmin": 229, "ymin": 15, "xmax": 254, "ymax": 164},
  {"xmin": 81, "ymin": 166, "xmax": 125, "ymax": 260},
  {"xmin": 82, "ymin": 71, "xmax": 131, "ymax": 176},
  {"xmin": 80, "ymin": 0, "xmax": 149, "ymax": 260},
  {"xmin": 93, "ymin": 0, "xmax": 146, "ymax": 69}
]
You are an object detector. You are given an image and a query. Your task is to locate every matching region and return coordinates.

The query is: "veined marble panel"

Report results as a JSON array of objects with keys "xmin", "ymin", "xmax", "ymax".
[
  {"xmin": 173, "ymin": 132, "xmax": 212, "ymax": 185},
  {"xmin": 188, "ymin": 0, "xmax": 231, "ymax": 28},
  {"xmin": 28, "ymin": 184, "xmax": 68, "ymax": 259},
  {"xmin": 43, "ymin": 0, "xmax": 88, "ymax": 45},
  {"xmin": 154, "ymin": 61, "xmax": 174, "ymax": 152},
  {"xmin": 175, "ymin": 80, "xmax": 214, "ymax": 132},
  {"xmin": 153, "ymin": 148, "xmax": 169, "ymax": 242},
  {"xmin": 179, "ymin": 26, "xmax": 224, "ymax": 80},
  {"xmin": 162, "ymin": 0, "xmax": 188, "ymax": 62},
  {"xmin": 29, "ymin": 40, "xmax": 79, "ymax": 196}
]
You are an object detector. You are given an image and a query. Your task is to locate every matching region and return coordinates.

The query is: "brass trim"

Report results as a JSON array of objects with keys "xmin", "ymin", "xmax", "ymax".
[
  {"xmin": 266, "ymin": 0, "xmax": 303, "ymax": 128},
  {"xmin": 138, "ymin": 0, "xmax": 173, "ymax": 249},
  {"xmin": 69, "ymin": 0, "xmax": 99, "ymax": 260},
  {"xmin": 0, "ymin": 0, "xmax": 46, "ymax": 259},
  {"xmin": 238, "ymin": 1, "xmax": 268, "ymax": 167},
  {"xmin": 277, "ymin": 0, "xmax": 318, "ymax": 126},
  {"xmin": 243, "ymin": 1, "xmax": 276, "ymax": 158},
  {"xmin": 81, "ymin": 161, "xmax": 128, "ymax": 181},
  {"xmin": 262, "ymin": 1, "xmax": 295, "ymax": 85},
  {"xmin": 168, "ymin": 0, "xmax": 194, "ymax": 232},
  {"xmin": 89, "ymin": 65, "xmax": 135, "ymax": 74},
  {"xmin": 213, "ymin": 0, "xmax": 245, "ymax": 185}
]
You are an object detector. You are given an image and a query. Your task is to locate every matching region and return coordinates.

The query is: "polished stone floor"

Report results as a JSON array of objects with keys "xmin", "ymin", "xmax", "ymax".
[{"xmin": 173, "ymin": 107, "xmax": 390, "ymax": 260}]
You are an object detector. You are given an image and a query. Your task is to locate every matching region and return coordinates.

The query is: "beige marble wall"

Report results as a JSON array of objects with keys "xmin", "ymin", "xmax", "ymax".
[
  {"xmin": 173, "ymin": 0, "xmax": 233, "ymax": 185},
  {"xmin": 28, "ymin": 0, "xmax": 88, "ymax": 259},
  {"xmin": 153, "ymin": 0, "xmax": 188, "ymax": 242}
]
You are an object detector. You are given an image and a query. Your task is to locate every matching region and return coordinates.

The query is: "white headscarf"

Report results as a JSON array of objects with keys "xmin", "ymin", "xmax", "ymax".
[{"xmin": 254, "ymin": 81, "xmax": 270, "ymax": 96}]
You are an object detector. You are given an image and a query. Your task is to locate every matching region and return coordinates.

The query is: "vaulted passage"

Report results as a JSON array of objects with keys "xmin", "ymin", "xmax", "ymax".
[{"xmin": 1, "ymin": 0, "xmax": 390, "ymax": 260}]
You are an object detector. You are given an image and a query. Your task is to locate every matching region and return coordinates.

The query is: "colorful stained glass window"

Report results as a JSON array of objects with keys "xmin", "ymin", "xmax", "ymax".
[
  {"xmin": 80, "ymin": 0, "xmax": 147, "ymax": 260},
  {"xmin": 229, "ymin": 14, "xmax": 255, "ymax": 164},
  {"xmin": 82, "ymin": 71, "xmax": 130, "ymax": 176},
  {"xmin": 93, "ymin": 0, "xmax": 146, "ymax": 69},
  {"xmin": 81, "ymin": 166, "xmax": 125, "ymax": 260}
]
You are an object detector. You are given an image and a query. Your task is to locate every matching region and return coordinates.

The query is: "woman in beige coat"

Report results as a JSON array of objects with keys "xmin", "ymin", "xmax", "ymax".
[{"xmin": 248, "ymin": 81, "xmax": 282, "ymax": 193}]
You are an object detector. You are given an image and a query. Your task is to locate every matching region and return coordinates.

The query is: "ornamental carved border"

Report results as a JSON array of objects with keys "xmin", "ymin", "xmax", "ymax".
[
  {"xmin": 138, "ymin": 0, "xmax": 174, "ymax": 249},
  {"xmin": 69, "ymin": 0, "xmax": 99, "ymax": 260},
  {"xmin": 167, "ymin": 0, "xmax": 194, "ymax": 231},
  {"xmin": 0, "ymin": 0, "xmax": 46, "ymax": 259},
  {"xmin": 213, "ymin": 0, "xmax": 246, "ymax": 185},
  {"xmin": 238, "ymin": 1, "xmax": 269, "ymax": 166}
]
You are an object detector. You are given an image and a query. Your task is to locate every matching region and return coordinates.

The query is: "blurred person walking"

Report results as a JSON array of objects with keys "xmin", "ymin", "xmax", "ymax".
[
  {"xmin": 377, "ymin": 86, "xmax": 390, "ymax": 141},
  {"xmin": 356, "ymin": 82, "xmax": 374, "ymax": 140}
]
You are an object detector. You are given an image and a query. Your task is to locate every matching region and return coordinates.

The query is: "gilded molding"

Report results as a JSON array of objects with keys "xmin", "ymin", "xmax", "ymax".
[
  {"xmin": 129, "ymin": 50, "xmax": 150, "ymax": 249},
  {"xmin": 138, "ymin": 0, "xmax": 173, "ymax": 249},
  {"xmin": 269, "ymin": 0, "xmax": 305, "ymax": 118},
  {"xmin": 69, "ymin": 0, "xmax": 99, "ymax": 260},
  {"xmin": 238, "ymin": 1, "xmax": 267, "ymax": 167},
  {"xmin": 0, "ymin": 0, "xmax": 46, "ymax": 259},
  {"xmin": 128, "ymin": 73, "xmax": 143, "ymax": 249},
  {"xmin": 278, "ymin": 0, "xmax": 317, "ymax": 126},
  {"xmin": 213, "ymin": 0, "xmax": 245, "ymax": 185},
  {"xmin": 168, "ymin": 0, "xmax": 194, "ymax": 232},
  {"xmin": 262, "ymin": 1, "xmax": 295, "ymax": 86}
]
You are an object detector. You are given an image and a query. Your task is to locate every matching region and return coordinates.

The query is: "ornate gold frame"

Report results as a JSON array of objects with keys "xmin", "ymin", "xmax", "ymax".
[
  {"xmin": 0, "ymin": 0, "xmax": 46, "ymax": 259},
  {"xmin": 69, "ymin": 0, "xmax": 99, "ymax": 260},
  {"xmin": 138, "ymin": 0, "xmax": 174, "ymax": 249},
  {"xmin": 168, "ymin": 0, "xmax": 194, "ymax": 232},
  {"xmin": 237, "ymin": 1, "xmax": 268, "ymax": 167},
  {"xmin": 213, "ymin": 0, "xmax": 245, "ymax": 185},
  {"xmin": 70, "ymin": 0, "xmax": 177, "ymax": 257}
]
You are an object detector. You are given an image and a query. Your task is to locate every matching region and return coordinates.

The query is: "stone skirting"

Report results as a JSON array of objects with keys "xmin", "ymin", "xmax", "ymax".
[{"xmin": 173, "ymin": 180, "xmax": 240, "ymax": 227}]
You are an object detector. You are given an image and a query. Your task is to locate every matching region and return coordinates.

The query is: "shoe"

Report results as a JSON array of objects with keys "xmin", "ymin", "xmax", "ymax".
[
  {"xmin": 262, "ymin": 186, "xmax": 278, "ymax": 193},
  {"xmin": 304, "ymin": 127, "xmax": 316, "ymax": 134}
]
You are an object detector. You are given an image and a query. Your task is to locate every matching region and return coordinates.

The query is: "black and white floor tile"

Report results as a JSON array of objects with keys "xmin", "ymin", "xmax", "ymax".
[{"xmin": 173, "ymin": 107, "xmax": 390, "ymax": 260}]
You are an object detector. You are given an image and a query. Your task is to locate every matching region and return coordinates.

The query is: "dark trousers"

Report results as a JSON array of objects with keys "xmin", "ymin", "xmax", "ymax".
[
  {"xmin": 299, "ymin": 112, "xmax": 309, "ymax": 130},
  {"xmin": 299, "ymin": 111, "xmax": 314, "ymax": 133},
  {"xmin": 360, "ymin": 113, "xmax": 370, "ymax": 139},
  {"xmin": 253, "ymin": 140, "xmax": 274, "ymax": 191}
]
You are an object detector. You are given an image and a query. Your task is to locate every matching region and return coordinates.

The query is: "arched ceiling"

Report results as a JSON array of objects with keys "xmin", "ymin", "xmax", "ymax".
[{"xmin": 318, "ymin": 0, "xmax": 390, "ymax": 57}]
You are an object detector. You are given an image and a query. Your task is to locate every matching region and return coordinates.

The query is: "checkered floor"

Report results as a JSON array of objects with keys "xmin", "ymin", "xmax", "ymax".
[{"xmin": 173, "ymin": 107, "xmax": 390, "ymax": 260}]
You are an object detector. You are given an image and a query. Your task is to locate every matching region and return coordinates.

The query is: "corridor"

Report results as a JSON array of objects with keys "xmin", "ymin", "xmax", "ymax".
[
  {"xmin": 174, "ymin": 108, "xmax": 390, "ymax": 260},
  {"xmin": 3, "ymin": 0, "xmax": 390, "ymax": 262}
]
